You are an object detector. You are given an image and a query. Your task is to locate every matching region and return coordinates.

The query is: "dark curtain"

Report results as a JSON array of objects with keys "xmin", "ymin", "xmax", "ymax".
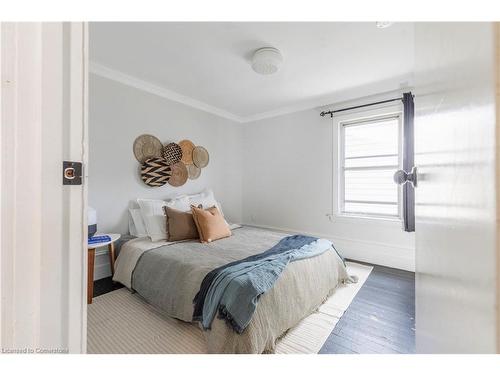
[{"xmin": 402, "ymin": 92, "xmax": 415, "ymax": 232}]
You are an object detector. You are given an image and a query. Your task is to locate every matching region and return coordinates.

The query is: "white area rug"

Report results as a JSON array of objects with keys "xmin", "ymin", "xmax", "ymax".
[{"xmin": 87, "ymin": 262, "xmax": 372, "ymax": 354}]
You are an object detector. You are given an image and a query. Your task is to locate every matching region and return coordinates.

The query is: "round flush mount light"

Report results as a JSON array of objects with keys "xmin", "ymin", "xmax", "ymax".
[
  {"xmin": 376, "ymin": 21, "xmax": 394, "ymax": 29},
  {"xmin": 251, "ymin": 47, "xmax": 283, "ymax": 75}
]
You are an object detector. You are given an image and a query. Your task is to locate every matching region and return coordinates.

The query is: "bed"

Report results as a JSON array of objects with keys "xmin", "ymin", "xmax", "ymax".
[{"xmin": 113, "ymin": 225, "xmax": 350, "ymax": 354}]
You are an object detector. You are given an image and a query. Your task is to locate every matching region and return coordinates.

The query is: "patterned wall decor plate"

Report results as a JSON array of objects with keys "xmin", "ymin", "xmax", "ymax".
[
  {"xmin": 140, "ymin": 157, "xmax": 172, "ymax": 187},
  {"xmin": 192, "ymin": 146, "xmax": 209, "ymax": 168},
  {"xmin": 168, "ymin": 162, "xmax": 188, "ymax": 187},
  {"xmin": 133, "ymin": 134, "xmax": 163, "ymax": 163},
  {"xmin": 187, "ymin": 164, "xmax": 201, "ymax": 180},
  {"xmin": 178, "ymin": 139, "xmax": 195, "ymax": 165},
  {"xmin": 162, "ymin": 142, "xmax": 183, "ymax": 165}
]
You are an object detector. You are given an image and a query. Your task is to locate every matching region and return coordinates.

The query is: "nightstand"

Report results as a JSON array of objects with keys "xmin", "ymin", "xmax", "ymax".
[{"xmin": 87, "ymin": 233, "xmax": 121, "ymax": 304}]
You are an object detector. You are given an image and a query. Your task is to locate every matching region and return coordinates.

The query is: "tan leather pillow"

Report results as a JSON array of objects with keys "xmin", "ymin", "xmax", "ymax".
[
  {"xmin": 163, "ymin": 206, "xmax": 199, "ymax": 242},
  {"xmin": 190, "ymin": 205, "xmax": 231, "ymax": 243}
]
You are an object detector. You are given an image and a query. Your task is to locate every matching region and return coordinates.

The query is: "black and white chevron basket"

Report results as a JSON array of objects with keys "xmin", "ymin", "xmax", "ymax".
[
  {"xmin": 140, "ymin": 157, "xmax": 172, "ymax": 187},
  {"xmin": 162, "ymin": 142, "xmax": 183, "ymax": 165}
]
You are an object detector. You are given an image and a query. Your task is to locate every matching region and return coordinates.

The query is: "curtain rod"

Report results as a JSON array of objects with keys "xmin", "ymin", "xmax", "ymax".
[{"xmin": 319, "ymin": 97, "xmax": 404, "ymax": 118}]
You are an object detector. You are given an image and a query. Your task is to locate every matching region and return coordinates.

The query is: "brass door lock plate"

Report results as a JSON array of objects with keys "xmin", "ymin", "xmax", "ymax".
[{"xmin": 63, "ymin": 161, "xmax": 83, "ymax": 185}]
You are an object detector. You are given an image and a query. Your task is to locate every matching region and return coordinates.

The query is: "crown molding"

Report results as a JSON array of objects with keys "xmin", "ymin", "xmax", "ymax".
[
  {"xmin": 89, "ymin": 62, "xmax": 245, "ymax": 123},
  {"xmin": 243, "ymin": 82, "xmax": 414, "ymax": 123},
  {"xmin": 89, "ymin": 61, "xmax": 334, "ymax": 124},
  {"xmin": 242, "ymin": 100, "xmax": 331, "ymax": 123},
  {"xmin": 90, "ymin": 61, "xmax": 413, "ymax": 124}
]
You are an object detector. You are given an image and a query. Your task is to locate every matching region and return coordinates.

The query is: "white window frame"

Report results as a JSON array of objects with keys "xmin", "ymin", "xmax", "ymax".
[{"xmin": 336, "ymin": 106, "xmax": 403, "ymax": 221}]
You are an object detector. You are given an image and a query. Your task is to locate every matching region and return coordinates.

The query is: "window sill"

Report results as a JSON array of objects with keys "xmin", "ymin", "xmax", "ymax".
[{"xmin": 332, "ymin": 213, "xmax": 403, "ymax": 224}]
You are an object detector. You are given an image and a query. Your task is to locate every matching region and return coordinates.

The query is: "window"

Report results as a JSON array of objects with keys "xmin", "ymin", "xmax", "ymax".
[{"xmin": 339, "ymin": 113, "xmax": 402, "ymax": 219}]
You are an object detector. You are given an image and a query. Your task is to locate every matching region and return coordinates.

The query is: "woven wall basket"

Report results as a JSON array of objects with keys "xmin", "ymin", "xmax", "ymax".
[
  {"xmin": 178, "ymin": 139, "xmax": 195, "ymax": 165},
  {"xmin": 162, "ymin": 142, "xmax": 183, "ymax": 165},
  {"xmin": 140, "ymin": 157, "xmax": 172, "ymax": 187},
  {"xmin": 187, "ymin": 164, "xmax": 201, "ymax": 180},
  {"xmin": 192, "ymin": 146, "xmax": 209, "ymax": 168},
  {"xmin": 133, "ymin": 134, "xmax": 163, "ymax": 163},
  {"xmin": 168, "ymin": 162, "xmax": 188, "ymax": 187}
]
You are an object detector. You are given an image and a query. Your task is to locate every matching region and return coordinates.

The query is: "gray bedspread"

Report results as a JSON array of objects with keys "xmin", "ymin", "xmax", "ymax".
[{"xmin": 116, "ymin": 226, "xmax": 350, "ymax": 353}]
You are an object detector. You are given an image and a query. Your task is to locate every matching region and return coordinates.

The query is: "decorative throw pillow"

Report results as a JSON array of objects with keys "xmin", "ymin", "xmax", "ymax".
[
  {"xmin": 190, "ymin": 205, "xmax": 232, "ymax": 243},
  {"xmin": 163, "ymin": 206, "xmax": 200, "ymax": 242}
]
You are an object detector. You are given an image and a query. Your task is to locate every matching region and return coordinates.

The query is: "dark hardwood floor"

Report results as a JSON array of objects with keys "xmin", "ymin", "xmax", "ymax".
[
  {"xmin": 93, "ymin": 261, "xmax": 415, "ymax": 354},
  {"xmin": 319, "ymin": 262, "xmax": 415, "ymax": 354},
  {"xmin": 93, "ymin": 276, "xmax": 123, "ymax": 298}
]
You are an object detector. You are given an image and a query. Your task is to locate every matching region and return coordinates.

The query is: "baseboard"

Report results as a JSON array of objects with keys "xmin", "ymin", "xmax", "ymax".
[{"xmin": 242, "ymin": 223, "xmax": 415, "ymax": 272}]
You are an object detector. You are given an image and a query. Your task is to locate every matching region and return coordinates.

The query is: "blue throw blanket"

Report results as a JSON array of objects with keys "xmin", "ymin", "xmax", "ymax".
[{"xmin": 192, "ymin": 235, "xmax": 343, "ymax": 334}]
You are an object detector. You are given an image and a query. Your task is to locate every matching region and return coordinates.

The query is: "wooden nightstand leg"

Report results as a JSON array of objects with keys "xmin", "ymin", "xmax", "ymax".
[
  {"xmin": 88, "ymin": 248, "xmax": 95, "ymax": 304},
  {"xmin": 108, "ymin": 242, "xmax": 116, "ymax": 276}
]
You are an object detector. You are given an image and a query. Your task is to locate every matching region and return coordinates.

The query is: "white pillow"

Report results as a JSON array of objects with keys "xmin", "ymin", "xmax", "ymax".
[
  {"xmin": 188, "ymin": 189, "xmax": 229, "ymax": 224},
  {"xmin": 137, "ymin": 196, "xmax": 191, "ymax": 242},
  {"xmin": 167, "ymin": 194, "xmax": 192, "ymax": 211},
  {"xmin": 129, "ymin": 208, "xmax": 148, "ymax": 237},
  {"xmin": 188, "ymin": 188, "xmax": 220, "ymax": 211}
]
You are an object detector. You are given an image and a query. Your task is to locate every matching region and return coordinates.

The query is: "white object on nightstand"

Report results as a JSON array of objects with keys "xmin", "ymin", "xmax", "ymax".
[{"xmin": 87, "ymin": 233, "xmax": 121, "ymax": 304}]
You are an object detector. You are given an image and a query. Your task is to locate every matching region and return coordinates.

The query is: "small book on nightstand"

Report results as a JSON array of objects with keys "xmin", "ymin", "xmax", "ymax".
[{"xmin": 88, "ymin": 235, "xmax": 111, "ymax": 245}]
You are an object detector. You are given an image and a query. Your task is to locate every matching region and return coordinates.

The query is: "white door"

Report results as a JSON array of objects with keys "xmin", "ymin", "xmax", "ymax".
[
  {"xmin": 413, "ymin": 23, "xmax": 498, "ymax": 353},
  {"xmin": 0, "ymin": 23, "xmax": 88, "ymax": 353}
]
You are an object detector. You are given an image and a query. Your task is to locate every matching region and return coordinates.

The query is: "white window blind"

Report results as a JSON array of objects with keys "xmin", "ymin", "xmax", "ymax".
[{"xmin": 340, "ymin": 115, "xmax": 401, "ymax": 218}]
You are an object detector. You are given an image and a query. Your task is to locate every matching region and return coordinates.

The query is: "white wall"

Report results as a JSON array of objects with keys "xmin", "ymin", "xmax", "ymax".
[
  {"xmin": 241, "ymin": 102, "xmax": 416, "ymax": 271},
  {"xmin": 89, "ymin": 73, "xmax": 415, "ymax": 275},
  {"xmin": 89, "ymin": 74, "xmax": 243, "ymax": 278}
]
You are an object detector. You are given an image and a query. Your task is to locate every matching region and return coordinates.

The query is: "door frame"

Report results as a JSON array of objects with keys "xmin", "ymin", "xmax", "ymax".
[
  {"xmin": 67, "ymin": 21, "xmax": 89, "ymax": 354},
  {"xmin": 496, "ymin": 22, "xmax": 500, "ymax": 353}
]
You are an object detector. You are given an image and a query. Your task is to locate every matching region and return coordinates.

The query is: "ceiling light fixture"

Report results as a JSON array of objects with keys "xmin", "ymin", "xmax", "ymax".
[
  {"xmin": 376, "ymin": 22, "xmax": 394, "ymax": 29},
  {"xmin": 251, "ymin": 47, "xmax": 283, "ymax": 75}
]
